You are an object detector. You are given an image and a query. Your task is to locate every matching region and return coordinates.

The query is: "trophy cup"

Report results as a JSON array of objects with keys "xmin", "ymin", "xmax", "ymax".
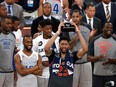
[{"xmin": 61, "ymin": 10, "xmax": 75, "ymax": 32}]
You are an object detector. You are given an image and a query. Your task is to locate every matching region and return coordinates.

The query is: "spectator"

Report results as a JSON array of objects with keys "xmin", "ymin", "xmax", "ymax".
[
  {"xmin": 0, "ymin": 16, "xmax": 15, "ymax": 87},
  {"xmin": 14, "ymin": 35, "xmax": 43, "ymax": 87},
  {"xmin": 0, "ymin": 4, "xmax": 7, "ymax": 29},
  {"xmin": 44, "ymin": 22, "xmax": 88, "ymax": 87},
  {"xmin": 95, "ymin": 0, "xmax": 116, "ymax": 34},
  {"xmin": 87, "ymin": 22, "xmax": 116, "ymax": 87},
  {"xmin": 0, "ymin": 4, "xmax": 7, "ymax": 18},
  {"xmin": 71, "ymin": 0, "xmax": 86, "ymax": 16},
  {"xmin": 69, "ymin": 10, "xmax": 92, "ymax": 87},
  {"xmin": 32, "ymin": 19, "xmax": 59, "ymax": 87},
  {"xmin": 1, "ymin": 0, "xmax": 25, "ymax": 29},
  {"xmin": 31, "ymin": 2, "xmax": 60, "ymax": 37},
  {"xmin": 38, "ymin": 0, "xmax": 69, "ymax": 21}
]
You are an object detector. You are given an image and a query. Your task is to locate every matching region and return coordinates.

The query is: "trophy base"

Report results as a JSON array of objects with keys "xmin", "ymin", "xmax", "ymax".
[{"xmin": 61, "ymin": 22, "xmax": 75, "ymax": 32}]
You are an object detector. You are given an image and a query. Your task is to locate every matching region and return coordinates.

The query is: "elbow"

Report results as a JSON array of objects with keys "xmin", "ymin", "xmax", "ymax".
[
  {"xmin": 87, "ymin": 55, "xmax": 91, "ymax": 62},
  {"xmin": 18, "ymin": 72, "xmax": 27, "ymax": 76},
  {"xmin": 44, "ymin": 46, "xmax": 50, "ymax": 53},
  {"xmin": 83, "ymin": 47, "xmax": 88, "ymax": 54}
]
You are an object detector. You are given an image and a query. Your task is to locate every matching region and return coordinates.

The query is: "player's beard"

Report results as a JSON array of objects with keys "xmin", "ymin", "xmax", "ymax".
[{"xmin": 25, "ymin": 46, "xmax": 32, "ymax": 52}]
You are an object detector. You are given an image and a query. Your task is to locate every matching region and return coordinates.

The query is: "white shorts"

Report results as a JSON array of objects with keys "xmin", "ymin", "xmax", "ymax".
[
  {"xmin": 73, "ymin": 62, "xmax": 92, "ymax": 87},
  {"xmin": 0, "ymin": 72, "xmax": 14, "ymax": 87},
  {"xmin": 37, "ymin": 77, "xmax": 49, "ymax": 87}
]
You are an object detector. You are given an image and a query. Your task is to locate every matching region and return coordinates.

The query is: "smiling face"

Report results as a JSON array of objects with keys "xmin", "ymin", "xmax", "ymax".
[
  {"xmin": 42, "ymin": 25, "xmax": 52, "ymax": 38},
  {"xmin": 23, "ymin": 37, "xmax": 33, "ymax": 51},
  {"xmin": 102, "ymin": 22, "xmax": 113, "ymax": 38},
  {"xmin": 59, "ymin": 40, "xmax": 69, "ymax": 54}
]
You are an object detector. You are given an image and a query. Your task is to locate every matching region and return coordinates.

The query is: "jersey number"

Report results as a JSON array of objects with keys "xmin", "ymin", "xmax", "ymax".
[{"xmin": 53, "ymin": 4, "xmax": 59, "ymax": 14}]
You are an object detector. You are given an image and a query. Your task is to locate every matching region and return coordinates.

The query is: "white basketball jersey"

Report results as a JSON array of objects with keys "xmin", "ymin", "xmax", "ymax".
[
  {"xmin": 44, "ymin": 0, "xmax": 63, "ymax": 21},
  {"xmin": 16, "ymin": 50, "xmax": 39, "ymax": 87}
]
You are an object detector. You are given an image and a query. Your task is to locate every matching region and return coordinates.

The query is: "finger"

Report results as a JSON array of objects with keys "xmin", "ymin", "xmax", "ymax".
[{"xmin": 102, "ymin": 61, "xmax": 108, "ymax": 66}]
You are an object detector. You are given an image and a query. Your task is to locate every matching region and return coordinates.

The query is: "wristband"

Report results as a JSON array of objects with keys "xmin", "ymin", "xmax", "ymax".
[{"xmin": 56, "ymin": 31, "xmax": 60, "ymax": 35}]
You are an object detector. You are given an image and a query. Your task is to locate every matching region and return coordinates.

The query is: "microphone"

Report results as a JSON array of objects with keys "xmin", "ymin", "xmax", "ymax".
[{"xmin": 104, "ymin": 81, "xmax": 115, "ymax": 87}]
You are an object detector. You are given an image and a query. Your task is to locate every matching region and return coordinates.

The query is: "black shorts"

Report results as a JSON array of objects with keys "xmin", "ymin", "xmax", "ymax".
[{"xmin": 48, "ymin": 74, "xmax": 73, "ymax": 87}]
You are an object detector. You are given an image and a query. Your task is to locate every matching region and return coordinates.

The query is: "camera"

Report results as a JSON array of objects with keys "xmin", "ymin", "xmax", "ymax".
[{"xmin": 61, "ymin": 22, "xmax": 75, "ymax": 32}]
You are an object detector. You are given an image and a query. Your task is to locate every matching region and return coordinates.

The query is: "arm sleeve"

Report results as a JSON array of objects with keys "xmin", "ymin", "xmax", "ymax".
[{"xmin": 87, "ymin": 38, "xmax": 95, "ymax": 56}]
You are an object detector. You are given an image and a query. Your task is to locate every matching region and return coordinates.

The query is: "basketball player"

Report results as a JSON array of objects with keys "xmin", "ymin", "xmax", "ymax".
[
  {"xmin": 32, "ymin": 19, "xmax": 59, "ymax": 87},
  {"xmin": 14, "ymin": 35, "xmax": 43, "ymax": 87}
]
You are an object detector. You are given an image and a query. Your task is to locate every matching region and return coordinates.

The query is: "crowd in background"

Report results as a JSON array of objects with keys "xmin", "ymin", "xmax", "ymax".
[{"xmin": 0, "ymin": 0, "xmax": 116, "ymax": 87}]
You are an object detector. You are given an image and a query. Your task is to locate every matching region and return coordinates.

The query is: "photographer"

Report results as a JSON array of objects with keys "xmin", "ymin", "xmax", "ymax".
[{"xmin": 44, "ymin": 22, "xmax": 88, "ymax": 87}]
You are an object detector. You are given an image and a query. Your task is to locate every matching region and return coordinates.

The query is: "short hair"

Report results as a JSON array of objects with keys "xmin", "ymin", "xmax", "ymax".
[
  {"xmin": 1, "ymin": 16, "xmax": 12, "ymax": 22},
  {"xmin": 42, "ymin": 2, "xmax": 52, "ymax": 7},
  {"xmin": 0, "ymin": 4, "xmax": 6, "ymax": 8},
  {"xmin": 71, "ymin": 9, "xmax": 82, "ymax": 16},
  {"xmin": 12, "ymin": 16, "xmax": 20, "ymax": 23},
  {"xmin": 86, "ymin": 2, "xmax": 95, "ymax": 9},
  {"xmin": 39, "ymin": 19, "xmax": 53, "ymax": 28},
  {"xmin": 23, "ymin": 34, "xmax": 32, "ymax": 42},
  {"xmin": 59, "ymin": 36, "xmax": 70, "ymax": 43},
  {"xmin": 103, "ymin": 21, "xmax": 112, "ymax": 29}
]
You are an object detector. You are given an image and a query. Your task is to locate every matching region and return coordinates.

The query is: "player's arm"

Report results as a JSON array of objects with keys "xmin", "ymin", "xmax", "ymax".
[
  {"xmin": 32, "ymin": 54, "xmax": 43, "ymax": 75},
  {"xmin": 14, "ymin": 54, "xmax": 39, "ymax": 76},
  {"xmin": 44, "ymin": 22, "xmax": 63, "ymax": 57},
  {"xmin": 63, "ymin": 0, "xmax": 69, "ymax": 9},
  {"xmin": 38, "ymin": 0, "xmax": 43, "ymax": 16}
]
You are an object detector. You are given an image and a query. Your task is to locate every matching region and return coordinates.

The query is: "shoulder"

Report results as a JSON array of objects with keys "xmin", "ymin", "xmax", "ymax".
[
  {"xmin": 13, "ymin": 3, "xmax": 22, "ymax": 8},
  {"xmin": 111, "ymin": 35, "xmax": 116, "ymax": 41},
  {"xmin": 94, "ymin": 17, "xmax": 101, "ymax": 22},
  {"xmin": 0, "ymin": 2, "xmax": 5, "ymax": 5},
  {"xmin": 95, "ymin": 2, "xmax": 102, "ymax": 8},
  {"xmin": 10, "ymin": 32, "xmax": 16, "ymax": 38},
  {"xmin": 14, "ymin": 51, "xmax": 21, "ymax": 60},
  {"xmin": 111, "ymin": 2, "xmax": 116, "ymax": 7},
  {"xmin": 33, "ymin": 16, "xmax": 43, "ymax": 22},
  {"xmin": 92, "ymin": 34, "xmax": 102, "ymax": 43},
  {"xmin": 51, "ymin": 16, "xmax": 60, "ymax": 23},
  {"xmin": 33, "ymin": 34, "xmax": 43, "ymax": 42},
  {"xmin": 32, "ymin": 51, "xmax": 39, "ymax": 56},
  {"xmin": 13, "ymin": 3, "xmax": 23, "ymax": 9},
  {"xmin": 81, "ymin": 25, "xmax": 91, "ymax": 32}
]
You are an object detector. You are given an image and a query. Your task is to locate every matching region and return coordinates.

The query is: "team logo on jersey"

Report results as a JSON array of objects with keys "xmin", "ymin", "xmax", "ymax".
[{"xmin": 38, "ymin": 41, "xmax": 43, "ymax": 46}]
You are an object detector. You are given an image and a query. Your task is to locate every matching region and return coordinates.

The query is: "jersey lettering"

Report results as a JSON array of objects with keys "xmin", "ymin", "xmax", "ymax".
[{"xmin": 53, "ymin": 4, "xmax": 59, "ymax": 14}]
